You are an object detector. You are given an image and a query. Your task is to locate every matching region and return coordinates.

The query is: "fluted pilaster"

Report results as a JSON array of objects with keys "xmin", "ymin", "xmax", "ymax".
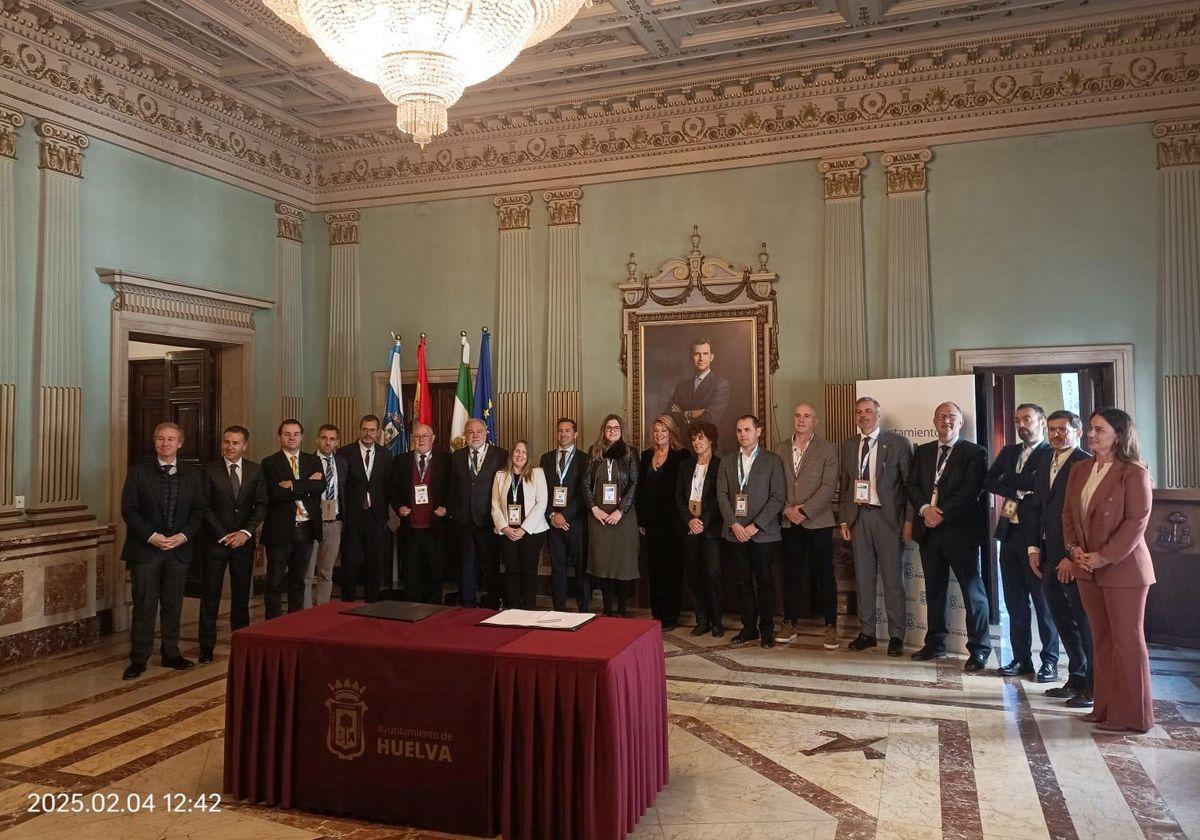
[
  {"xmin": 544, "ymin": 188, "xmax": 583, "ymax": 448},
  {"xmin": 274, "ymin": 202, "xmax": 306, "ymax": 423},
  {"xmin": 28, "ymin": 120, "xmax": 88, "ymax": 519},
  {"xmin": 494, "ymin": 193, "xmax": 532, "ymax": 446},
  {"xmin": 1156, "ymin": 119, "xmax": 1200, "ymax": 487},
  {"xmin": 818, "ymin": 155, "xmax": 869, "ymax": 445},
  {"xmin": 883, "ymin": 149, "xmax": 934, "ymax": 379},
  {"xmin": 0, "ymin": 108, "xmax": 23, "ymax": 517},
  {"xmin": 326, "ymin": 210, "xmax": 361, "ymax": 437}
]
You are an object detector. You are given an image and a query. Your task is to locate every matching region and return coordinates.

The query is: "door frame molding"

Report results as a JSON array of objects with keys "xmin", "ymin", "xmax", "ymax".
[{"xmin": 953, "ymin": 343, "xmax": 1135, "ymax": 415}]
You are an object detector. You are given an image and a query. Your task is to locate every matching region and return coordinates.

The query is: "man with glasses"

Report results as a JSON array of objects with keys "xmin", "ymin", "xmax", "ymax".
[
  {"xmin": 391, "ymin": 423, "xmax": 450, "ymax": 604},
  {"xmin": 305, "ymin": 424, "xmax": 347, "ymax": 607},
  {"xmin": 449, "ymin": 418, "xmax": 508, "ymax": 608}
]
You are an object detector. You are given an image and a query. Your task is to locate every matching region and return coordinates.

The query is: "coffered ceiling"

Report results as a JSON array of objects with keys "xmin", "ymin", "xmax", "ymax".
[{"xmin": 55, "ymin": 0, "xmax": 1144, "ymax": 135}]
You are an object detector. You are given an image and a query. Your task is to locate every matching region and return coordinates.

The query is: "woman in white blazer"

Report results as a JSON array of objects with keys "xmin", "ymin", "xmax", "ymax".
[{"xmin": 491, "ymin": 440, "xmax": 549, "ymax": 609}]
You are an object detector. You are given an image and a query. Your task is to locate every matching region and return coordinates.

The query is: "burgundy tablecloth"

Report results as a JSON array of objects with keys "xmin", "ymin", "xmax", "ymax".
[{"xmin": 224, "ymin": 603, "xmax": 668, "ymax": 839}]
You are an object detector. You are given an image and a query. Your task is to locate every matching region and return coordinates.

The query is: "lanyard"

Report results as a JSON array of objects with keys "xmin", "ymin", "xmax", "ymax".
[
  {"xmin": 858, "ymin": 436, "xmax": 876, "ymax": 478},
  {"xmin": 509, "ymin": 474, "xmax": 521, "ymax": 503},
  {"xmin": 557, "ymin": 449, "xmax": 573, "ymax": 483},
  {"xmin": 737, "ymin": 446, "xmax": 759, "ymax": 490},
  {"xmin": 792, "ymin": 436, "xmax": 811, "ymax": 474},
  {"xmin": 416, "ymin": 454, "xmax": 429, "ymax": 482},
  {"xmin": 605, "ymin": 458, "xmax": 614, "ymax": 482},
  {"xmin": 933, "ymin": 443, "xmax": 954, "ymax": 486}
]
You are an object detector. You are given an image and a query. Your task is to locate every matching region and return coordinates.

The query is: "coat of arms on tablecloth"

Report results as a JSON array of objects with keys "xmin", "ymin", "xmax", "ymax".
[{"xmin": 326, "ymin": 680, "xmax": 368, "ymax": 760}]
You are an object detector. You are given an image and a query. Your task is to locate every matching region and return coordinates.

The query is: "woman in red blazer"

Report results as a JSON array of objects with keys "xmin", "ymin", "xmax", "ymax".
[{"xmin": 1061, "ymin": 408, "xmax": 1155, "ymax": 733}]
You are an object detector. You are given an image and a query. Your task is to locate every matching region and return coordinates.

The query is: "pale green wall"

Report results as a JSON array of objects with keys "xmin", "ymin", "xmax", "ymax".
[{"xmin": 354, "ymin": 123, "xmax": 1158, "ymax": 470}]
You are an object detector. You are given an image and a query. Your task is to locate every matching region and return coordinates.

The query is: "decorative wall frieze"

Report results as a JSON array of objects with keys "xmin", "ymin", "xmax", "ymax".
[
  {"xmin": 97, "ymin": 269, "xmax": 273, "ymax": 330},
  {"xmin": 326, "ymin": 210, "xmax": 360, "ymax": 245},
  {"xmin": 545, "ymin": 188, "xmax": 582, "ymax": 226},
  {"xmin": 1155, "ymin": 118, "xmax": 1200, "ymax": 168},
  {"xmin": 883, "ymin": 148, "xmax": 932, "ymax": 195},
  {"xmin": 494, "ymin": 193, "xmax": 532, "ymax": 230},
  {"xmin": 275, "ymin": 202, "xmax": 306, "ymax": 241},
  {"xmin": 0, "ymin": 108, "xmax": 23, "ymax": 160},
  {"xmin": 818, "ymin": 155, "xmax": 867, "ymax": 200},
  {"xmin": 35, "ymin": 119, "xmax": 87, "ymax": 177}
]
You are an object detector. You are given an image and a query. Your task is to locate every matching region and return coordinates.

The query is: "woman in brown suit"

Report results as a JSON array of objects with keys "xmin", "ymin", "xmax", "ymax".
[{"xmin": 1061, "ymin": 408, "xmax": 1155, "ymax": 733}]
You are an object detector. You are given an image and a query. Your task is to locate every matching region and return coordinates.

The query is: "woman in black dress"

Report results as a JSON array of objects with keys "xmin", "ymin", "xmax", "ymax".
[
  {"xmin": 637, "ymin": 415, "xmax": 687, "ymax": 630},
  {"xmin": 675, "ymin": 419, "xmax": 724, "ymax": 636}
]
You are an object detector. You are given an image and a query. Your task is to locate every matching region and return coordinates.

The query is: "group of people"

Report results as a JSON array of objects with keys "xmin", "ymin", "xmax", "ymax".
[{"xmin": 120, "ymin": 394, "xmax": 1156, "ymax": 735}]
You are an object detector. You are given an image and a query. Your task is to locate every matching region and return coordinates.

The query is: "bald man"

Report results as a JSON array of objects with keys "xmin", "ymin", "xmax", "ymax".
[
  {"xmin": 449, "ymin": 419, "xmax": 508, "ymax": 608},
  {"xmin": 390, "ymin": 423, "xmax": 450, "ymax": 604}
]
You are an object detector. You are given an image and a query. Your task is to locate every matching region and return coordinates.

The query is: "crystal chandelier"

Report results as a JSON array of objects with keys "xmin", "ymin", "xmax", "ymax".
[{"xmin": 262, "ymin": 0, "xmax": 591, "ymax": 147}]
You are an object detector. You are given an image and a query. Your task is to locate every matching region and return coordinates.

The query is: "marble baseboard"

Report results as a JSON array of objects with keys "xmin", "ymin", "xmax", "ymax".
[{"xmin": 0, "ymin": 615, "xmax": 98, "ymax": 666}]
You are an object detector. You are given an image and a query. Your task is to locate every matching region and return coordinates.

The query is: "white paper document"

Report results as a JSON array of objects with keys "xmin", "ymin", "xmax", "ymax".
[{"xmin": 478, "ymin": 609, "xmax": 597, "ymax": 631}]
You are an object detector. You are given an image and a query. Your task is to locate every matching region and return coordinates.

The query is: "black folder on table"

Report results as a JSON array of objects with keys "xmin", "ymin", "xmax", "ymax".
[{"xmin": 340, "ymin": 601, "xmax": 453, "ymax": 622}]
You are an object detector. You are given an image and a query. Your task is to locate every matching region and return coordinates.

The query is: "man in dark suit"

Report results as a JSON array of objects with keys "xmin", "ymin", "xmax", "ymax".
[
  {"xmin": 337, "ymin": 414, "xmax": 394, "ymax": 603},
  {"xmin": 391, "ymin": 422, "xmax": 450, "ymax": 604},
  {"xmin": 905, "ymin": 402, "xmax": 990, "ymax": 672},
  {"xmin": 260, "ymin": 419, "xmax": 324, "ymax": 618},
  {"xmin": 664, "ymin": 339, "xmax": 730, "ymax": 437},
  {"xmin": 1025, "ymin": 410, "xmax": 1094, "ymax": 706},
  {"xmin": 983, "ymin": 402, "xmax": 1059, "ymax": 680},
  {"xmin": 306, "ymin": 424, "xmax": 348, "ymax": 607},
  {"xmin": 120, "ymin": 422, "xmax": 205, "ymax": 680},
  {"xmin": 449, "ymin": 418, "xmax": 508, "ymax": 608},
  {"xmin": 837, "ymin": 397, "xmax": 913, "ymax": 657},
  {"xmin": 197, "ymin": 424, "xmax": 267, "ymax": 663},
  {"xmin": 539, "ymin": 417, "xmax": 590, "ymax": 612}
]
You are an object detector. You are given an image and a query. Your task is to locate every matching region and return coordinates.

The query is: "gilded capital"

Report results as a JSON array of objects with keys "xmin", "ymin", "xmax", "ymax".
[
  {"xmin": 35, "ymin": 119, "xmax": 89, "ymax": 178},
  {"xmin": 0, "ymin": 108, "xmax": 24, "ymax": 161},
  {"xmin": 275, "ymin": 202, "xmax": 307, "ymax": 241},
  {"xmin": 818, "ymin": 155, "xmax": 868, "ymax": 200},
  {"xmin": 494, "ymin": 193, "xmax": 532, "ymax": 231},
  {"xmin": 882, "ymin": 148, "xmax": 932, "ymax": 195},
  {"xmin": 1154, "ymin": 119, "xmax": 1200, "ymax": 168},
  {"xmin": 325, "ymin": 210, "xmax": 361, "ymax": 245},
  {"xmin": 544, "ymin": 188, "xmax": 583, "ymax": 226}
]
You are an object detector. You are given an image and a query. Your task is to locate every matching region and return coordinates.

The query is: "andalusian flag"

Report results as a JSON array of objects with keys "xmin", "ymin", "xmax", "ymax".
[
  {"xmin": 413, "ymin": 334, "xmax": 432, "ymax": 426},
  {"xmin": 473, "ymin": 327, "xmax": 498, "ymax": 445},
  {"xmin": 381, "ymin": 334, "xmax": 407, "ymax": 455},
  {"xmin": 449, "ymin": 332, "xmax": 472, "ymax": 450}
]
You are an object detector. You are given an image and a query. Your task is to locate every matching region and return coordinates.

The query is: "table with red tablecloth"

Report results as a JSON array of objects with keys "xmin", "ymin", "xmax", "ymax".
[{"xmin": 223, "ymin": 603, "xmax": 668, "ymax": 839}]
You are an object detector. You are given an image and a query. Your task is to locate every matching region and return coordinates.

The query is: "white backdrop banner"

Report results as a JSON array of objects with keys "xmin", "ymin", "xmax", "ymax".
[{"xmin": 856, "ymin": 375, "xmax": 978, "ymax": 654}]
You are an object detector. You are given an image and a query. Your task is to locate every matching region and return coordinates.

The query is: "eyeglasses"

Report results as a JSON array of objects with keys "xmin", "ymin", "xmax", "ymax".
[{"xmin": 412, "ymin": 433, "xmax": 432, "ymax": 439}]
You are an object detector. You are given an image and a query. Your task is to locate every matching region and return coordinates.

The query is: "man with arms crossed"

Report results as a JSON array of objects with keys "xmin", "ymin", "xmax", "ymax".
[
  {"xmin": 261, "ymin": 420, "xmax": 324, "ymax": 616},
  {"xmin": 306, "ymin": 424, "xmax": 347, "ymax": 607}
]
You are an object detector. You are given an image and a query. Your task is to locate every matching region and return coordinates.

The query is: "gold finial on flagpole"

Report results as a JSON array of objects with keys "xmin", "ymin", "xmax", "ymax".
[
  {"xmin": 481, "ymin": 325, "xmax": 489, "ymax": 334},
  {"xmin": 420, "ymin": 332, "xmax": 427, "ymax": 339}
]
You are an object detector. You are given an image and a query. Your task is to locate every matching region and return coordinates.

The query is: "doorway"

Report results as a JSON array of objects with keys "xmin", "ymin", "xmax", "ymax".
[{"xmin": 128, "ymin": 340, "xmax": 221, "ymax": 469}]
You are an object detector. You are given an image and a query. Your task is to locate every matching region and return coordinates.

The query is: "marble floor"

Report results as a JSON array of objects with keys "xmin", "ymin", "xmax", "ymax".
[{"xmin": 1, "ymin": 601, "xmax": 1198, "ymax": 840}]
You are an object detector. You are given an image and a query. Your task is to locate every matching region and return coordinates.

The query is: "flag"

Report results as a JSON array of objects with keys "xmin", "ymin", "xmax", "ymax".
[
  {"xmin": 449, "ymin": 332, "xmax": 472, "ymax": 450},
  {"xmin": 473, "ymin": 327, "xmax": 498, "ymax": 445},
  {"xmin": 381, "ymin": 334, "xmax": 407, "ymax": 455},
  {"xmin": 413, "ymin": 334, "xmax": 432, "ymax": 427}
]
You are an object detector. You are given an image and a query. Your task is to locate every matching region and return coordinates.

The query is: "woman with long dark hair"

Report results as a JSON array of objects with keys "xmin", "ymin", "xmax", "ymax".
[
  {"xmin": 675, "ymin": 419, "xmax": 724, "ymax": 637},
  {"xmin": 1061, "ymin": 408, "xmax": 1155, "ymax": 733},
  {"xmin": 638, "ymin": 414, "xmax": 688, "ymax": 630},
  {"xmin": 584, "ymin": 414, "xmax": 640, "ymax": 616}
]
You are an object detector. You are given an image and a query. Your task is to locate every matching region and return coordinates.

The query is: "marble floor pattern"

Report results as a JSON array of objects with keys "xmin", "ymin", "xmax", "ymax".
[{"xmin": 0, "ymin": 600, "xmax": 1197, "ymax": 840}]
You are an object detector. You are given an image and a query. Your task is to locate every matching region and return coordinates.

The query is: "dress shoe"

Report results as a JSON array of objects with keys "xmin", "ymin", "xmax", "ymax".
[
  {"xmin": 1080, "ymin": 711, "xmax": 1106, "ymax": 724},
  {"xmin": 1044, "ymin": 684, "xmax": 1077, "ymax": 698},
  {"xmin": 822, "ymin": 626, "xmax": 840, "ymax": 650},
  {"xmin": 964, "ymin": 652, "xmax": 988, "ymax": 672},
  {"xmin": 760, "ymin": 636, "xmax": 776, "ymax": 649},
  {"xmin": 777, "ymin": 621, "xmax": 798, "ymax": 644},
  {"xmin": 690, "ymin": 625, "xmax": 711, "ymax": 637},
  {"xmin": 198, "ymin": 650, "xmax": 214, "ymax": 664},
  {"xmin": 997, "ymin": 659, "xmax": 1034, "ymax": 677},
  {"xmin": 730, "ymin": 630, "xmax": 760, "ymax": 646},
  {"xmin": 161, "ymin": 655, "xmax": 195, "ymax": 670},
  {"xmin": 1035, "ymin": 662, "xmax": 1058, "ymax": 683},
  {"xmin": 1065, "ymin": 691, "xmax": 1095, "ymax": 708},
  {"xmin": 847, "ymin": 633, "xmax": 877, "ymax": 652},
  {"xmin": 122, "ymin": 663, "xmax": 146, "ymax": 681},
  {"xmin": 911, "ymin": 646, "xmax": 947, "ymax": 662},
  {"xmin": 711, "ymin": 625, "xmax": 726, "ymax": 638},
  {"xmin": 887, "ymin": 637, "xmax": 904, "ymax": 657}
]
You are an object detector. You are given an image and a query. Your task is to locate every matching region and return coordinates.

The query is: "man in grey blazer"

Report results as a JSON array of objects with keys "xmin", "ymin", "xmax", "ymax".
[
  {"xmin": 775, "ymin": 403, "xmax": 840, "ymax": 648},
  {"xmin": 837, "ymin": 397, "xmax": 913, "ymax": 657},
  {"xmin": 718, "ymin": 414, "xmax": 787, "ymax": 648}
]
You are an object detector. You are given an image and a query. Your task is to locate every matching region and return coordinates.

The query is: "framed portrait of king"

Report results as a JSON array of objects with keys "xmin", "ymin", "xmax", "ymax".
[{"xmin": 620, "ymin": 227, "xmax": 778, "ymax": 454}]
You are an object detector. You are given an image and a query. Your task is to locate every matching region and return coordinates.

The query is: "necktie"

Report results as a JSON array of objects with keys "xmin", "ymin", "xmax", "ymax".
[
  {"xmin": 419, "ymin": 454, "xmax": 427, "ymax": 481},
  {"xmin": 859, "ymin": 436, "xmax": 871, "ymax": 481},
  {"xmin": 693, "ymin": 376, "xmax": 702, "ymax": 393},
  {"xmin": 558, "ymin": 450, "xmax": 567, "ymax": 474},
  {"xmin": 935, "ymin": 444, "xmax": 950, "ymax": 473},
  {"xmin": 1050, "ymin": 450, "xmax": 1065, "ymax": 485},
  {"xmin": 323, "ymin": 456, "xmax": 335, "ymax": 500},
  {"xmin": 364, "ymin": 447, "xmax": 372, "ymax": 475},
  {"xmin": 1017, "ymin": 445, "xmax": 1032, "ymax": 473},
  {"xmin": 288, "ymin": 454, "xmax": 299, "ymax": 478},
  {"xmin": 229, "ymin": 462, "xmax": 240, "ymax": 498},
  {"xmin": 471, "ymin": 449, "xmax": 480, "ymax": 476},
  {"xmin": 289, "ymin": 454, "xmax": 306, "ymax": 520}
]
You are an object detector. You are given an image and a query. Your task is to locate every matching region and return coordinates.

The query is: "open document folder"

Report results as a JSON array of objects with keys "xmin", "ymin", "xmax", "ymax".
[{"xmin": 478, "ymin": 609, "xmax": 598, "ymax": 631}]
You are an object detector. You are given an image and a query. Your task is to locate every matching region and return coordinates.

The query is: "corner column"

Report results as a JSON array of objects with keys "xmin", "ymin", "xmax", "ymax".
[
  {"xmin": 883, "ymin": 148, "xmax": 935, "ymax": 379},
  {"xmin": 544, "ymin": 188, "xmax": 583, "ymax": 448},
  {"xmin": 494, "ymin": 193, "xmax": 533, "ymax": 446},
  {"xmin": 326, "ymin": 210, "xmax": 362, "ymax": 437},
  {"xmin": 0, "ymin": 108, "xmax": 24, "ymax": 522},
  {"xmin": 274, "ymin": 202, "xmax": 306, "ymax": 423}
]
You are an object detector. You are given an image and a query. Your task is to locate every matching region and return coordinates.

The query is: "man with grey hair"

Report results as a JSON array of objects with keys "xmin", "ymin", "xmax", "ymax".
[
  {"xmin": 838, "ymin": 397, "xmax": 913, "ymax": 657},
  {"xmin": 391, "ymin": 422, "xmax": 450, "ymax": 604},
  {"xmin": 449, "ymin": 419, "xmax": 508, "ymax": 607}
]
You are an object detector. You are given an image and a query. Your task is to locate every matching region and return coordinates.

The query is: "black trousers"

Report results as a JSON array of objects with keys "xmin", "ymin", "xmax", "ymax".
[
  {"xmin": 403, "ymin": 528, "xmax": 444, "ymax": 604},
  {"xmin": 644, "ymin": 525, "xmax": 683, "ymax": 623},
  {"xmin": 198, "ymin": 540, "xmax": 254, "ymax": 653},
  {"xmin": 999, "ymin": 537, "xmax": 1059, "ymax": 665},
  {"xmin": 729, "ymin": 539, "xmax": 776, "ymax": 638},
  {"xmin": 682, "ymin": 534, "xmax": 723, "ymax": 630},
  {"xmin": 265, "ymin": 523, "xmax": 314, "ymax": 618},
  {"xmin": 501, "ymin": 531, "xmax": 548, "ymax": 610},
  {"xmin": 597, "ymin": 579, "xmax": 632, "ymax": 617},
  {"xmin": 781, "ymin": 526, "xmax": 836, "ymax": 626},
  {"xmin": 547, "ymin": 522, "xmax": 590, "ymax": 611},
  {"xmin": 129, "ymin": 552, "xmax": 188, "ymax": 664},
  {"xmin": 459, "ymin": 522, "xmax": 502, "ymax": 608},
  {"xmin": 1043, "ymin": 561, "xmax": 1093, "ymax": 687},
  {"xmin": 341, "ymin": 513, "xmax": 388, "ymax": 603},
  {"xmin": 918, "ymin": 529, "xmax": 991, "ymax": 657}
]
